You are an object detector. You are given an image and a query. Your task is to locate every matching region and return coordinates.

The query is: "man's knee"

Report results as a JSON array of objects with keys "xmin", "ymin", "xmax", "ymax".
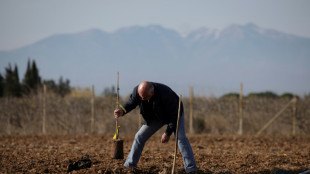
[{"xmin": 134, "ymin": 131, "xmax": 146, "ymax": 144}]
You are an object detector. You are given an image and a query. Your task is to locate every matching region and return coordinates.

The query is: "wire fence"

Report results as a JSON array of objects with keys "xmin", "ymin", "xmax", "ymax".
[{"xmin": 0, "ymin": 86, "xmax": 309, "ymax": 135}]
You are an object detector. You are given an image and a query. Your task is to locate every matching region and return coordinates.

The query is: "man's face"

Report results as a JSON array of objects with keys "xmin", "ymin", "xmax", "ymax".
[{"xmin": 139, "ymin": 90, "xmax": 152, "ymax": 101}]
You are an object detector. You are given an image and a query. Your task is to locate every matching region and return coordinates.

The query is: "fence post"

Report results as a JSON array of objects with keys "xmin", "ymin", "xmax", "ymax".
[
  {"xmin": 91, "ymin": 85, "xmax": 95, "ymax": 133},
  {"xmin": 6, "ymin": 97, "xmax": 11, "ymax": 134},
  {"xmin": 238, "ymin": 83, "xmax": 243, "ymax": 135},
  {"xmin": 189, "ymin": 86, "xmax": 194, "ymax": 134},
  {"xmin": 42, "ymin": 84, "xmax": 46, "ymax": 134},
  {"xmin": 292, "ymin": 96, "xmax": 297, "ymax": 135}
]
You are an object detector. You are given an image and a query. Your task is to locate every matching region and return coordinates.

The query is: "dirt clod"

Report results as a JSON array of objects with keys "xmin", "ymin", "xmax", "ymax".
[{"xmin": 67, "ymin": 155, "xmax": 92, "ymax": 172}]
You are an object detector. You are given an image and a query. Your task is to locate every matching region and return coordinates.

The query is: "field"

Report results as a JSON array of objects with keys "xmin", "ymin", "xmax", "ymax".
[{"xmin": 1, "ymin": 134, "xmax": 309, "ymax": 174}]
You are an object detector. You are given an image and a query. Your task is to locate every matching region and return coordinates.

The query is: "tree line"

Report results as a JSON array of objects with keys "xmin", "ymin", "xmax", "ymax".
[
  {"xmin": 221, "ymin": 91, "xmax": 298, "ymax": 99},
  {"xmin": 0, "ymin": 59, "xmax": 70, "ymax": 98}
]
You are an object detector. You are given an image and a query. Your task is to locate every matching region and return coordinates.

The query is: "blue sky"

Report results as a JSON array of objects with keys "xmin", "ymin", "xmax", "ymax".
[{"xmin": 1, "ymin": 0, "xmax": 310, "ymax": 51}]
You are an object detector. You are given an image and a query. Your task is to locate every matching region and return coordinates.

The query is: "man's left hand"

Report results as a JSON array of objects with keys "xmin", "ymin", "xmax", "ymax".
[{"xmin": 161, "ymin": 133, "xmax": 170, "ymax": 143}]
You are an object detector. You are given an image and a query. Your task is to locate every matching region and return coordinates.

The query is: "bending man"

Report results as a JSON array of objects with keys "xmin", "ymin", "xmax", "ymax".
[{"xmin": 114, "ymin": 81, "xmax": 197, "ymax": 173}]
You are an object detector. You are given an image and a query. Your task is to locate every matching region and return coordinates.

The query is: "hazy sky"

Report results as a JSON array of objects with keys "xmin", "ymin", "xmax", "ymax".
[{"xmin": 1, "ymin": 0, "xmax": 310, "ymax": 51}]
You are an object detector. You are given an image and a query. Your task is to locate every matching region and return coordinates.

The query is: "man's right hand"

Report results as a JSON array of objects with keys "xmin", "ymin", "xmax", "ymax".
[{"xmin": 114, "ymin": 109, "xmax": 124, "ymax": 118}]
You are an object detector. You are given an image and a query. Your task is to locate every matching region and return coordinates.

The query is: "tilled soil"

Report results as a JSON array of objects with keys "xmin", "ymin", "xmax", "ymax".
[{"xmin": 0, "ymin": 134, "xmax": 309, "ymax": 174}]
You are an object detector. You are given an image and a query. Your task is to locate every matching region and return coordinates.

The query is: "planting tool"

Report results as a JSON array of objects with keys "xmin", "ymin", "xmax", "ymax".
[
  {"xmin": 171, "ymin": 95, "xmax": 182, "ymax": 174},
  {"xmin": 111, "ymin": 72, "xmax": 124, "ymax": 159}
]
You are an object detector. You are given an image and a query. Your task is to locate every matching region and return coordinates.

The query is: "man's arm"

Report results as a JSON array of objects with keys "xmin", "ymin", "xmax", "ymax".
[
  {"xmin": 163, "ymin": 93, "xmax": 181, "ymax": 136},
  {"xmin": 161, "ymin": 96, "xmax": 181, "ymax": 143},
  {"xmin": 114, "ymin": 86, "xmax": 140, "ymax": 118}
]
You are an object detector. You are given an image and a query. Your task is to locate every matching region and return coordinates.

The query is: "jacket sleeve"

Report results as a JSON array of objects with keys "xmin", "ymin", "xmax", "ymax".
[
  {"xmin": 164, "ymin": 94, "xmax": 182, "ymax": 136},
  {"xmin": 122, "ymin": 86, "xmax": 139, "ymax": 115}
]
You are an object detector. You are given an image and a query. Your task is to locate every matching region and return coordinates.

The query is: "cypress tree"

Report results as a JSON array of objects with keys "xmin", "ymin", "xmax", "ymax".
[
  {"xmin": 4, "ymin": 64, "xmax": 13, "ymax": 96},
  {"xmin": 22, "ymin": 59, "xmax": 42, "ymax": 94},
  {"xmin": 31, "ymin": 60, "xmax": 41, "ymax": 87},
  {"xmin": 23, "ymin": 59, "xmax": 32, "ymax": 94},
  {"xmin": 4, "ymin": 64, "xmax": 22, "ymax": 97},
  {"xmin": 13, "ymin": 64, "xmax": 22, "ymax": 97}
]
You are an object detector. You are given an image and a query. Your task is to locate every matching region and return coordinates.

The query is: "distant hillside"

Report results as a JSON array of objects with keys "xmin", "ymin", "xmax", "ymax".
[{"xmin": 0, "ymin": 23, "xmax": 309, "ymax": 96}]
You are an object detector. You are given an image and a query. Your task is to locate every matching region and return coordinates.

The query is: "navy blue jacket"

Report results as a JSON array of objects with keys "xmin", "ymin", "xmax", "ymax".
[{"xmin": 123, "ymin": 82, "xmax": 183, "ymax": 136}]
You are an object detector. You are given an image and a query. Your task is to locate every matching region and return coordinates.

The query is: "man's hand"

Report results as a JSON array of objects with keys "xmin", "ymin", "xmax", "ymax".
[
  {"xmin": 114, "ymin": 109, "xmax": 124, "ymax": 118},
  {"xmin": 161, "ymin": 133, "xmax": 170, "ymax": 143}
]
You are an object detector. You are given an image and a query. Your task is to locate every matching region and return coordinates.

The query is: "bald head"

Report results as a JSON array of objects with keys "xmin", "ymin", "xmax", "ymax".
[{"xmin": 138, "ymin": 81, "xmax": 154, "ymax": 100}]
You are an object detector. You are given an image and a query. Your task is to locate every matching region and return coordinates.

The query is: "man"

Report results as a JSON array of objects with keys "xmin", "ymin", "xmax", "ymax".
[{"xmin": 114, "ymin": 81, "xmax": 197, "ymax": 173}]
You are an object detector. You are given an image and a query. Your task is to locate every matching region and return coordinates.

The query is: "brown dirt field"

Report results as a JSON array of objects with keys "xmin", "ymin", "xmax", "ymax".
[{"xmin": 0, "ymin": 134, "xmax": 309, "ymax": 174}]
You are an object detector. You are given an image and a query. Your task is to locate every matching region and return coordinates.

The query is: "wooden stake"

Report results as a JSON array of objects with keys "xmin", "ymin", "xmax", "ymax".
[
  {"xmin": 292, "ymin": 96, "xmax": 297, "ymax": 135},
  {"xmin": 116, "ymin": 72, "xmax": 119, "ymax": 139},
  {"xmin": 189, "ymin": 87, "xmax": 194, "ymax": 134},
  {"xmin": 171, "ymin": 95, "xmax": 182, "ymax": 174},
  {"xmin": 91, "ymin": 85, "xmax": 95, "ymax": 133},
  {"xmin": 6, "ymin": 97, "xmax": 10, "ymax": 134},
  {"xmin": 112, "ymin": 72, "xmax": 124, "ymax": 159},
  {"xmin": 238, "ymin": 83, "xmax": 243, "ymax": 135},
  {"xmin": 42, "ymin": 84, "xmax": 46, "ymax": 134}
]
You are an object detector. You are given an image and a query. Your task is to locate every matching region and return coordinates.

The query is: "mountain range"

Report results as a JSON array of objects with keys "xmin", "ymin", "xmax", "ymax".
[{"xmin": 0, "ymin": 23, "xmax": 309, "ymax": 97}]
